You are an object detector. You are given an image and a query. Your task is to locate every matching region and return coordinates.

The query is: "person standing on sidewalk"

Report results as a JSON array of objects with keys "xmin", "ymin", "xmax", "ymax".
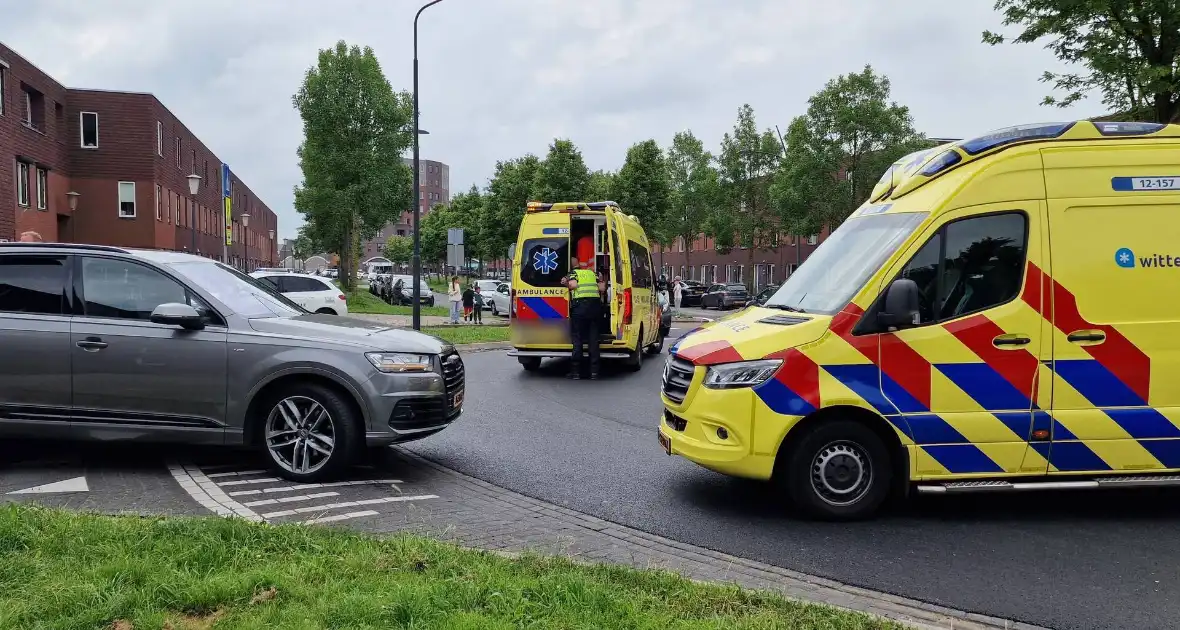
[
  {"xmin": 19, "ymin": 231, "xmax": 43, "ymax": 242},
  {"xmin": 672, "ymin": 276, "xmax": 684, "ymax": 315},
  {"xmin": 448, "ymin": 275, "xmax": 463, "ymax": 324},
  {"xmin": 462, "ymin": 283, "xmax": 475, "ymax": 322},
  {"xmin": 471, "ymin": 286, "xmax": 485, "ymax": 325}
]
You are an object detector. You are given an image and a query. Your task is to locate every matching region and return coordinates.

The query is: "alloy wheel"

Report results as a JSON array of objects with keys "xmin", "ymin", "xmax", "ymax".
[{"xmin": 265, "ymin": 395, "xmax": 336, "ymax": 475}]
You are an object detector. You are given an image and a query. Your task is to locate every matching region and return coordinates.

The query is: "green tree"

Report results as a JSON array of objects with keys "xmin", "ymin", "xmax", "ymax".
[
  {"xmin": 615, "ymin": 140, "xmax": 672, "ymax": 244},
  {"xmin": 717, "ymin": 104, "xmax": 782, "ymax": 279},
  {"xmin": 532, "ymin": 139, "xmax": 590, "ymax": 202},
  {"xmin": 484, "ymin": 155, "xmax": 541, "ymax": 263},
  {"xmin": 770, "ymin": 66, "xmax": 926, "ymax": 235},
  {"xmin": 587, "ymin": 169, "xmax": 617, "ymax": 201},
  {"xmin": 383, "ymin": 235, "xmax": 412, "ymax": 264},
  {"xmin": 292, "ymin": 41, "xmax": 413, "ymax": 291},
  {"xmin": 447, "ymin": 187, "xmax": 486, "ymax": 272},
  {"xmin": 665, "ymin": 130, "xmax": 719, "ymax": 271},
  {"xmin": 983, "ymin": 0, "xmax": 1180, "ymax": 123},
  {"xmin": 419, "ymin": 202, "xmax": 453, "ymax": 269}
]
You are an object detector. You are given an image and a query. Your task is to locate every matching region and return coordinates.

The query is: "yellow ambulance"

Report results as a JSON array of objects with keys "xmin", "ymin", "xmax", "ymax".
[
  {"xmin": 658, "ymin": 120, "xmax": 1180, "ymax": 519},
  {"xmin": 508, "ymin": 201, "xmax": 670, "ymax": 371}
]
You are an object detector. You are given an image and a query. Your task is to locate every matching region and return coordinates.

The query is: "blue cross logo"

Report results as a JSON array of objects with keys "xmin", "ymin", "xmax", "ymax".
[
  {"xmin": 1115, "ymin": 247, "xmax": 1135, "ymax": 268},
  {"xmin": 532, "ymin": 247, "xmax": 559, "ymax": 274}
]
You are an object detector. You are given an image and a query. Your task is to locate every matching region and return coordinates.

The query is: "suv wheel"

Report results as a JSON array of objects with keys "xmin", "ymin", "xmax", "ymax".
[
  {"xmin": 518, "ymin": 356, "xmax": 541, "ymax": 371},
  {"xmin": 260, "ymin": 383, "xmax": 359, "ymax": 483},
  {"xmin": 779, "ymin": 420, "xmax": 891, "ymax": 521}
]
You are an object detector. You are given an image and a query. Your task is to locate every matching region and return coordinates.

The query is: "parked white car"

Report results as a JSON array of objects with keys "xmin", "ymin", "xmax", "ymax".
[
  {"xmin": 476, "ymin": 280, "xmax": 511, "ymax": 316},
  {"xmin": 250, "ymin": 271, "xmax": 349, "ymax": 315}
]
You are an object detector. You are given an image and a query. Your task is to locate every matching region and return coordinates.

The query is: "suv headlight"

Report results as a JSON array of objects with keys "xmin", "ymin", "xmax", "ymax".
[
  {"xmin": 703, "ymin": 359, "xmax": 782, "ymax": 389},
  {"xmin": 365, "ymin": 352, "xmax": 433, "ymax": 373}
]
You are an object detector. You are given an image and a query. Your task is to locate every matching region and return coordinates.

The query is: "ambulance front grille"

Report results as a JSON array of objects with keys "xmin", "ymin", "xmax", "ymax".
[{"xmin": 662, "ymin": 356, "xmax": 695, "ymax": 404}]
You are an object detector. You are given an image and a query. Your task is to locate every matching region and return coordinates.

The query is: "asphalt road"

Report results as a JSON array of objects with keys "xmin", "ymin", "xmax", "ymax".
[{"xmin": 407, "ymin": 336, "xmax": 1180, "ymax": 630}]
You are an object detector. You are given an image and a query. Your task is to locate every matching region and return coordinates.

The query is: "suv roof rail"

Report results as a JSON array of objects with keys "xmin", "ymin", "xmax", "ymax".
[{"xmin": 0, "ymin": 242, "xmax": 129, "ymax": 254}]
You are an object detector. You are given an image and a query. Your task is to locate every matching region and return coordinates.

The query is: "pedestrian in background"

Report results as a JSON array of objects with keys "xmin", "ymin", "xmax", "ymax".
[
  {"xmin": 673, "ymin": 276, "xmax": 684, "ymax": 315},
  {"xmin": 471, "ymin": 286, "xmax": 485, "ymax": 325},
  {"xmin": 462, "ymin": 283, "xmax": 475, "ymax": 322},
  {"xmin": 19, "ymin": 231, "xmax": 43, "ymax": 242},
  {"xmin": 448, "ymin": 275, "xmax": 463, "ymax": 324}
]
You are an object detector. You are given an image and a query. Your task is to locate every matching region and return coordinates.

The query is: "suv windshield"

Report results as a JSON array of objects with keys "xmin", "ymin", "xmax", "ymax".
[
  {"xmin": 169, "ymin": 261, "xmax": 307, "ymax": 318},
  {"xmin": 764, "ymin": 212, "xmax": 928, "ymax": 315}
]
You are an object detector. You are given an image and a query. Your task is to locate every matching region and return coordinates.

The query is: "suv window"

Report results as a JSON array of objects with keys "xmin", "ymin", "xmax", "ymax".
[
  {"xmin": 519, "ymin": 238, "xmax": 568, "ymax": 287},
  {"xmin": 81, "ymin": 257, "xmax": 212, "ymax": 322},
  {"xmin": 280, "ymin": 276, "xmax": 329, "ymax": 293},
  {"xmin": 0, "ymin": 255, "xmax": 68, "ymax": 315},
  {"xmin": 896, "ymin": 212, "xmax": 1027, "ymax": 325}
]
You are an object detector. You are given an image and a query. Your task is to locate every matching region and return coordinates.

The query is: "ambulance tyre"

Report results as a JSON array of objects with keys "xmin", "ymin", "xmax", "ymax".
[
  {"xmin": 645, "ymin": 332, "xmax": 664, "ymax": 355},
  {"xmin": 782, "ymin": 420, "xmax": 892, "ymax": 521},
  {"xmin": 518, "ymin": 357, "xmax": 542, "ymax": 372},
  {"xmin": 624, "ymin": 327, "xmax": 644, "ymax": 372}
]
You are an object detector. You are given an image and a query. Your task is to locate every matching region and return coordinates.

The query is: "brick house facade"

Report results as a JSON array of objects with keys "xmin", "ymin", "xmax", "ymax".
[
  {"xmin": 0, "ymin": 42, "xmax": 277, "ymax": 268},
  {"xmin": 359, "ymin": 158, "xmax": 449, "ymax": 262},
  {"xmin": 653, "ymin": 229, "xmax": 830, "ymax": 292}
]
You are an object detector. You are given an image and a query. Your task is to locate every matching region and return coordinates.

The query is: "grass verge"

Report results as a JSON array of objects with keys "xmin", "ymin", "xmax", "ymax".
[
  {"xmin": 346, "ymin": 290, "xmax": 449, "ymax": 317},
  {"xmin": 0, "ymin": 505, "xmax": 898, "ymax": 629},
  {"xmin": 423, "ymin": 324, "xmax": 510, "ymax": 345}
]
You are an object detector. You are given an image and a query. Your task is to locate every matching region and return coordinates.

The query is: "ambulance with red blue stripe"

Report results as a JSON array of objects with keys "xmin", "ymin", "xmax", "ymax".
[
  {"xmin": 659, "ymin": 120, "xmax": 1180, "ymax": 520},
  {"xmin": 508, "ymin": 201, "xmax": 670, "ymax": 371}
]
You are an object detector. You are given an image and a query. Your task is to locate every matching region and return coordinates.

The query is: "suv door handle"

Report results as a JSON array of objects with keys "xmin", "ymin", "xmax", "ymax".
[
  {"xmin": 76, "ymin": 337, "xmax": 108, "ymax": 351},
  {"xmin": 992, "ymin": 333, "xmax": 1031, "ymax": 347},
  {"xmin": 1068, "ymin": 330, "xmax": 1107, "ymax": 344}
]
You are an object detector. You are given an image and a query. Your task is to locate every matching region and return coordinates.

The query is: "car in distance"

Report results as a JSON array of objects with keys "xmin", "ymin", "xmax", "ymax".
[
  {"xmin": 0, "ymin": 243, "xmax": 464, "ymax": 482},
  {"xmin": 700, "ymin": 283, "xmax": 750, "ymax": 310},
  {"xmin": 679, "ymin": 280, "xmax": 707, "ymax": 307},
  {"xmin": 251, "ymin": 270, "xmax": 349, "ymax": 315}
]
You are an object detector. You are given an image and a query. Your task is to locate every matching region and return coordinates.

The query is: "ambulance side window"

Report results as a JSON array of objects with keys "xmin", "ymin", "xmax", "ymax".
[{"xmin": 899, "ymin": 233, "xmax": 942, "ymax": 324}]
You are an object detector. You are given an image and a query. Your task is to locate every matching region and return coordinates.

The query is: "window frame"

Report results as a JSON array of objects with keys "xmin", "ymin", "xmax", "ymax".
[
  {"xmin": 35, "ymin": 167, "xmax": 47, "ymax": 210},
  {"xmin": 0, "ymin": 62, "xmax": 6, "ymax": 117},
  {"xmin": 117, "ymin": 181, "xmax": 136, "ymax": 219},
  {"xmin": 73, "ymin": 254, "xmax": 225, "ymax": 327},
  {"xmin": 15, "ymin": 161, "xmax": 29, "ymax": 207},
  {"xmin": 155, "ymin": 184, "xmax": 163, "ymax": 221},
  {"xmin": 157, "ymin": 121, "xmax": 163, "ymax": 156},
  {"xmin": 79, "ymin": 111, "xmax": 99, "ymax": 148},
  {"xmin": 857, "ymin": 210, "xmax": 1030, "ymax": 335},
  {"xmin": 175, "ymin": 136, "xmax": 182, "ymax": 168}
]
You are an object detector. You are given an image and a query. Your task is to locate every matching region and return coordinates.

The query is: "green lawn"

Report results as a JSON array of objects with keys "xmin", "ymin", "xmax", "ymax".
[
  {"xmin": 0, "ymin": 505, "xmax": 897, "ymax": 630},
  {"xmin": 423, "ymin": 324, "xmax": 510, "ymax": 345},
  {"xmin": 427, "ymin": 277, "xmax": 449, "ymax": 294},
  {"xmin": 346, "ymin": 289, "xmax": 449, "ymax": 317}
]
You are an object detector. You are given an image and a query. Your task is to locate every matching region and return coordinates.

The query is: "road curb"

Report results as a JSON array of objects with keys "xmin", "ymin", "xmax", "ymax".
[
  {"xmin": 454, "ymin": 341, "xmax": 513, "ymax": 353},
  {"xmin": 398, "ymin": 449, "xmax": 1047, "ymax": 630}
]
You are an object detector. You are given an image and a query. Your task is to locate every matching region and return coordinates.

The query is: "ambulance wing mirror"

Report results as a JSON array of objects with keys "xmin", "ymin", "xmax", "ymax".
[
  {"xmin": 507, "ymin": 244, "xmax": 516, "ymax": 261},
  {"xmin": 879, "ymin": 278, "xmax": 921, "ymax": 329}
]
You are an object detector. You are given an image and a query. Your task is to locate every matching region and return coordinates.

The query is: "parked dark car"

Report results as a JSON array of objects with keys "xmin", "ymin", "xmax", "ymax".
[
  {"xmin": 747, "ymin": 284, "xmax": 780, "ymax": 307},
  {"xmin": 679, "ymin": 280, "xmax": 707, "ymax": 307},
  {"xmin": 701, "ymin": 283, "xmax": 749, "ymax": 310}
]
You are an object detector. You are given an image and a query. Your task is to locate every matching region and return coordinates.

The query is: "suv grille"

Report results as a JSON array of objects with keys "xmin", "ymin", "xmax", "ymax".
[
  {"xmin": 441, "ymin": 351, "xmax": 465, "ymax": 412},
  {"xmin": 389, "ymin": 397, "xmax": 450, "ymax": 430},
  {"xmin": 662, "ymin": 356, "xmax": 695, "ymax": 404}
]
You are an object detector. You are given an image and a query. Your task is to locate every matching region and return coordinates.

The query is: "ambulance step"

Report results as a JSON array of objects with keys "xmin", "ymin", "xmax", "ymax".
[
  {"xmin": 507, "ymin": 349, "xmax": 631, "ymax": 359},
  {"xmin": 916, "ymin": 474, "xmax": 1180, "ymax": 494}
]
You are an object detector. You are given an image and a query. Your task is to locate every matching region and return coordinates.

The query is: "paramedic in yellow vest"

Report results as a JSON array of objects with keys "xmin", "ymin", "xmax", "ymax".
[{"xmin": 562, "ymin": 254, "xmax": 606, "ymax": 380}]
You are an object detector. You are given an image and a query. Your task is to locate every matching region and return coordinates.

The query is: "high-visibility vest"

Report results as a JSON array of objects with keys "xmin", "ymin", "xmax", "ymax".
[{"xmin": 572, "ymin": 268, "xmax": 599, "ymax": 300}]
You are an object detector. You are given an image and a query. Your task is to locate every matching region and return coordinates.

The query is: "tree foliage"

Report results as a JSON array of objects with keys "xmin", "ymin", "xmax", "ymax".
[
  {"xmin": 665, "ymin": 130, "xmax": 718, "ymax": 266},
  {"xmin": 716, "ymin": 104, "xmax": 782, "ymax": 262},
  {"xmin": 614, "ymin": 140, "xmax": 672, "ymax": 244},
  {"xmin": 770, "ymin": 65, "xmax": 926, "ymax": 232},
  {"xmin": 292, "ymin": 40, "xmax": 413, "ymax": 290},
  {"xmin": 383, "ymin": 235, "xmax": 412, "ymax": 264},
  {"xmin": 532, "ymin": 139, "xmax": 591, "ymax": 202},
  {"xmin": 484, "ymin": 155, "xmax": 541, "ymax": 262},
  {"xmin": 983, "ymin": 0, "xmax": 1180, "ymax": 123},
  {"xmin": 587, "ymin": 169, "xmax": 617, "ymax": 202}
]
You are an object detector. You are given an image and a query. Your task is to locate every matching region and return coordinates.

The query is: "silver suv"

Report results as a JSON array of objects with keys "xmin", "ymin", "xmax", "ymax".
[{"xmin": 0, "ymin": 243, "xmax": 464, "ymax": 482}]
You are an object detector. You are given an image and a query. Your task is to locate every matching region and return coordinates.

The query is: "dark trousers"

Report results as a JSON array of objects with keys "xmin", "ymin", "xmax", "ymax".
[
  {"xmin": 569, "ymin": 298, "xmax": 601, "ymax": 375},
  {"xmin": 472, "ymin": 305, "xmax": 482, "ymax": 323}
]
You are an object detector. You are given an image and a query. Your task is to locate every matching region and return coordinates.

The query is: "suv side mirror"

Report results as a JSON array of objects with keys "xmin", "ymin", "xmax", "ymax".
[
  {"xmin": 878, "ymin": 278, "xmax": 921, "ymax": 329},
  {"xmin": 150, "ymin": 303, "xmax": 205, "ymax": 330}
]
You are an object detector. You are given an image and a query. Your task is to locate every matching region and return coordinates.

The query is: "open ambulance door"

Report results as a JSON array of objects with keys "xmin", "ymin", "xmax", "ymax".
[{"xmin": 603, "ymin": 213, "xmax": 627, "ymax": 345}]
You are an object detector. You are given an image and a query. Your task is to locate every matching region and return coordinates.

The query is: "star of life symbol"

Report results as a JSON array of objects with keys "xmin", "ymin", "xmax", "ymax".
[
  {"xmin": 1119, "ymin": 251, "xmax": 1131, "ymax": 264},
  {"xmin": 532, "ymin": 247, "xmax": 559, "ymax": 274}
]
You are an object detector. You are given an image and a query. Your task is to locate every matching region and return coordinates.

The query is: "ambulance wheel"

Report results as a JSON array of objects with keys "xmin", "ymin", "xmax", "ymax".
[
  {"xmin": 780, "ymin": 420, "xmax": 891, "ymax": 521},
  {"xmin": 624, "ymin": 328, "xmax": 644, "ymax": 372},
  {"xmin": 518, "ymin": 356, "xmax": 542, "ymax": 372}
]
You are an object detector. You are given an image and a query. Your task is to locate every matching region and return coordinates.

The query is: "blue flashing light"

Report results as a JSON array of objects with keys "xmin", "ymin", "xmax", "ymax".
[
  {"xmin": 1094, "ymin": 121, "xmax": 1166, "ymax": 137},
  {"xmin": 958, "ymin": 122, "xmax": 1075, "ymax": 155},
  {"xmin": 919, "ymin": 149, "xmax": 963, "ymax": 177}
]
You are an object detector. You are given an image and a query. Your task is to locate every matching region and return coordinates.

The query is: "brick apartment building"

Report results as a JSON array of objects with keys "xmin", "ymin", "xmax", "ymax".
[
  {"xmin": 359, "ymin": 157, "xmax": 449, "ymax": 261},
  {"xmin": 653, "ymin": 231, "xmax": 829, "ymax": 292},
  {"xmin": 0, "ymin": 42, "xmax": 277, "ymax": 269}
]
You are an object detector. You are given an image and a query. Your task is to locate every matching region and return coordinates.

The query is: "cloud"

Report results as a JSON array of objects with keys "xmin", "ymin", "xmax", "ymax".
[{"xmin": 2, "ymin": 0, "xmax": 1101, "ymax": 239}]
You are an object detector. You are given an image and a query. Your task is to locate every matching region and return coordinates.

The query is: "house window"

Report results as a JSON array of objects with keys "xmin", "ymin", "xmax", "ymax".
[
  {"xmin": 157, "ymin": 121, "xmax": 163, "ymax": 156},
  {"xmin": 36, "ymin": 168, "xmax": 47, "ymax": 209},
  {"xmin": 190, "ymin": 149, "xmax": 196, "ymax": 174},
  {"xmin": 175, "ymin": 137, "xmax": 182, "ymax": 168},
  {"xmin": 16, "ymin": 162, "xmax": 29, "ymax": 206},
  {"xmin": 204, "ymin": 160, "xmax": 208, "ymax": 183},
  {"xmin": 0, "ymin": 64, "xmax": 6, "ymax": 116},
  {"xmin": 807, "ymin": 234, "xmax": 818, "ymax": 245},
  {"xmin": 156, "ymin": 184, "xmax": 162, "ymax": 221},
  {"xmin": 80, "ymin": 111, "xmax": 99, "ymax": 147},
  {"xmin": 117, "ymin": 182, "xmax": 136, "ymax": 218}
]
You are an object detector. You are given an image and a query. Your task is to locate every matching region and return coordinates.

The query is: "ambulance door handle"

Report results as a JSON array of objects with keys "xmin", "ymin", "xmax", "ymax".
[
  {"xmin": 992, "ymin": 333, "xmax": 1031, "ymax": 347},
  {"xmin": 1067, "ymin": 330, "xmax": 1106, "ymax": 344}
]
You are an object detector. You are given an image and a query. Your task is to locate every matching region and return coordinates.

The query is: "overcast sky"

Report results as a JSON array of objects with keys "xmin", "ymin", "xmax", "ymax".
[{"xmin": 3, "ymin": 0, "xmax": 1101, "ymax": 239}]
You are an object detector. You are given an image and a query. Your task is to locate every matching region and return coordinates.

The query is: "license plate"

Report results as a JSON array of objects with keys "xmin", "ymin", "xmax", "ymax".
[
  {"xmin": 452, "ymin": 390, "xmax": 464, "ymax": 408},
  {"xmin": 658, "ymin": 431, "xmax": 671, "ymax": 455}
]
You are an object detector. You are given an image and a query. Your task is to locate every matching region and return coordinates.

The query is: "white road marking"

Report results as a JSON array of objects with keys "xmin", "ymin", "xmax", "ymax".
[
  {"xmin": 300, "ymin": 510, "xmax": 379, "ymax": 525},
  {"xmin": 216, "ymin": 477, "xmax": 281, "ymax": 487},
  {"xmin": 242, "ymin": 491, "xmax": 339, "ymax": 507},
  {"xmin": 205, "ymin": 469, "xmax": 269, "ymax": 478},
  {"xmin": 227, "ymin": 479, "xmax": 402, "ymax": 497},
  {"xmin": 7, "ymin": 476, "xmax": 89, "ymax": 494},
  {"xmin": 168, "ymin": 462, "xmax": 263, "ymax": 522},
  {"xmin": 262, "ymin": 494, "xmax": 438, "ymax": 519}
]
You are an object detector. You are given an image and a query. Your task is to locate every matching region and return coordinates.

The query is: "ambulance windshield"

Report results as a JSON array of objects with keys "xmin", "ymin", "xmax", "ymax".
[{"xmin": 764, "ymin": 212, "xmax": 928, "ymax": 315}]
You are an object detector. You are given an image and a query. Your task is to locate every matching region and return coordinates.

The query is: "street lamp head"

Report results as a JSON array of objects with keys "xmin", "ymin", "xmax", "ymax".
[
  {"xmin": 240, "ymin": 213, "xmax": 251, "ymax": 228},
  {"xmin": 268, "ymin": 229, "xmax": 275, "ymax": 240},
  {"xmin": 418, "ymin": 129, "xmax": 430, "ymax": 135},
  {"xmin": 65, "ymin": 191, "xmax": 80, "ymax": 212},
  {"xmin": 187, "ymin": 173, "xmax": 202, "ymax": 195}
]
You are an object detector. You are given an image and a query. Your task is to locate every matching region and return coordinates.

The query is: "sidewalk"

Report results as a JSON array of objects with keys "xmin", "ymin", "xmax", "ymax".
[{"xmin": 367, "ymin": 449, "xmax": 1045, "ymax": 630}]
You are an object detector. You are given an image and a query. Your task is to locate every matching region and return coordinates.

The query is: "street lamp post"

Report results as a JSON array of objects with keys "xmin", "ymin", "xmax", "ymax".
[
  {"xmin": 187, "ymin": 174, "xmax": 201, "ymax": 255},
  {"xmin": 269, "ymin": 229, "xmax": 276, "ymax": 266},
  {"xmin": 412, "ymin": 0, "xmax": 445, "ymax": 331},
  {"xmin": 240, "ymin": 213, "xmax": 251, "ymax": 271}
]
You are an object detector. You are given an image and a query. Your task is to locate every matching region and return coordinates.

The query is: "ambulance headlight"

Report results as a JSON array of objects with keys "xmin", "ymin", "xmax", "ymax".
[{"xmin": 703, "ymin": 359, "xmax": 782, "ymax": 389}]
